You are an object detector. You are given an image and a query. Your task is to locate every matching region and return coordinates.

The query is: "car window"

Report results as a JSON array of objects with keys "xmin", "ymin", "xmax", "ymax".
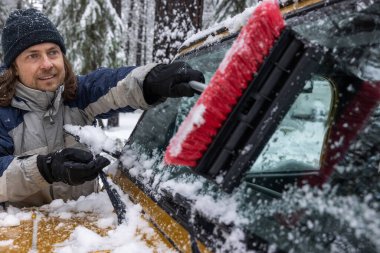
[
  {"xmin": 288, "ymin": 0, "xmax": 380, "ymax": 81},
  {"xmin": 249, "ymin": 76, "xmax": 335, "ymax": 173},
  {"xmin": 127, "ymin": 97, "xmax": 181, "ymax": 155},
  {"xmin": 179, "ymin": 39, "xmax": 234, "ymax": 83},
  {"xmin": 128, "ymin": 39, "xmax": 234, "ymax": 155}
]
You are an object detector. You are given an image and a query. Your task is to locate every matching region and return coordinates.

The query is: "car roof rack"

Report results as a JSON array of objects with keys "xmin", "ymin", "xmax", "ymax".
[{"xmin": 192, "ymin": 28, "xmax": 325, "ymax": 192}]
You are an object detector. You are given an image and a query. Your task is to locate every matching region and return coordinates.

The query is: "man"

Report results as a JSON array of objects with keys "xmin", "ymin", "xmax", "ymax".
[{"xmin": 0, "ymin": 9, "xmax": 204, "ymax": 207}]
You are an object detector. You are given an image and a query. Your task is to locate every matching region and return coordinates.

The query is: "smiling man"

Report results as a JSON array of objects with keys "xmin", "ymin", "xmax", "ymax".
[
  {"xmin": 0, "ymin": 9, "xmax": 204, "ymax": 207},
  {"xmin": 14, "ymin": 43, "xmax": 66, "ymax": 92}
]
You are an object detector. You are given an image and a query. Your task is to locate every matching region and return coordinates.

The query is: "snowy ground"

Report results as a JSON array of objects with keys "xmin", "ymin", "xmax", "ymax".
[
  {"xmin": 0, "ymin": 112, "xmax": 178, "ymax": 253},
  {"xmin": 103, "ymin": 110, "xmax": 143, "ymax": 142}
]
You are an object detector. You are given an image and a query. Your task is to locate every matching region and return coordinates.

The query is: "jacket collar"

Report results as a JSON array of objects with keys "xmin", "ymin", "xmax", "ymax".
[{"xmin": 11, "ymin": 82, "xmax": 63, "ymax": 117}]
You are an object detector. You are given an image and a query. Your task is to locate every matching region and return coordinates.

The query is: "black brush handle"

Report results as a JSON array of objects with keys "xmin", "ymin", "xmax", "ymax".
[{"xmin": 189, "ymin": 80, "xmax": 207, "ymax": 93}]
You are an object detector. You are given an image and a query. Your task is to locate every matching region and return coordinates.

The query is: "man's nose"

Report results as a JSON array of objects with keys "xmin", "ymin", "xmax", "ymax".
[{"xmin": 40, "ymin": 55, "xmax": 53, "ymax": 69}]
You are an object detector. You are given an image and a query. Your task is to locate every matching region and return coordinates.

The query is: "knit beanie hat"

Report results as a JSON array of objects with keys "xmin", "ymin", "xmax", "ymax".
[{"xmin": 1, "ymin": 8, "xmax": 66, "ymax": 68}]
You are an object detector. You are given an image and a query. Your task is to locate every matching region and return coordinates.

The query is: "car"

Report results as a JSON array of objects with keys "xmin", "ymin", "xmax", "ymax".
[
  {"xmin": 112, "ymin": 0, "xmax": 380, "ymax": 252},
  {"xmin": 1, "ymin": 0, "xmax": 379, "ymax": 252}
]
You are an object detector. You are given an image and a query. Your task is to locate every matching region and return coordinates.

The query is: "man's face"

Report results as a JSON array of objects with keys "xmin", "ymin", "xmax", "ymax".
[{"xmin": 14, "ymin": 43, "xmax": 65, "ymax": 92}]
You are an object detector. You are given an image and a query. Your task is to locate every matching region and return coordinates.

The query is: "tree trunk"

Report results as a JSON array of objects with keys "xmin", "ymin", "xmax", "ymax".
[
  {"xmin": 108, "ymin": 0, "xmax": 123, "ymax": 128},
  {"xmin": 136, "ymin": 0, "xmax": 144, "ymax": 66},
  {"xmin": 125, "ymin": 0, "xmax": 134, "ymax": 64},
  {"xmin": 187, "ymin": 0, "xmax": 203, "ymax": 29},
  {"xmin": 153, "ymin": 0, "xmax": 204, "ymax": 63},
  {"xmin": 111, "ymin": 0, "xmax": 122, "ymax": 17}
]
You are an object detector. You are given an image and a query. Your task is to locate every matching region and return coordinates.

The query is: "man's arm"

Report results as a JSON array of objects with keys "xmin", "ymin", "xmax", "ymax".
[
  {"xmin": 67, "ymin": 62, "xmax": 204, "ymax": 121},
  {"xmin": 68, "ymin": 64, "xmax": 158, "ymax": 121}
]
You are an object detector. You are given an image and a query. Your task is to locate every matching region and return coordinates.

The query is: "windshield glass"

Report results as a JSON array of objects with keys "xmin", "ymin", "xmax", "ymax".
[
  {"xmin": 250, "ymin": 76, "xmax": 334, "ymax": 173},
  {"xmin": 179, "ymin": 39, "xmax": 234, "ymax": 83},
  {"xmin": 289, "ymin": 0, "xmax": 380, "ymax": 81}
]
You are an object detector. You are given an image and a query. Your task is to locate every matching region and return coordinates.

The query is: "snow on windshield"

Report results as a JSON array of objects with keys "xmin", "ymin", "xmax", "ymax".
[
  {"xmin": 181, "ymin": 4, "xmax": 257, "ymax": 50},
  {"xmin": 289, "ymin": 0, "xmax": 380, "ymax": 81}
]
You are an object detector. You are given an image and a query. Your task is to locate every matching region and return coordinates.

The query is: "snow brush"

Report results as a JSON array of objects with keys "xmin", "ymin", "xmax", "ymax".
[{"xmin": 164, "ymin": 0, "xmax": 285, "ymax": 167}]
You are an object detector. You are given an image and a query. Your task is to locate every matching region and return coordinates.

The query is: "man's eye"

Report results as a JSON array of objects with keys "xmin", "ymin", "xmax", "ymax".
[
  {"xmin": 49, "ymin": 50, "xmax": 59, "ymax": 56},
  {"xmin": 28, "ymin": 54, "xmax": 39, "ymax": 59}
]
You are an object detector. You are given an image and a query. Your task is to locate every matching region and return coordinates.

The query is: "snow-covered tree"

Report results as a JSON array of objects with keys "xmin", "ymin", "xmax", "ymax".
[
  {"xmin": 122, "ymin": 0, "xmax": 155, "ymax": 66},
  {"xmin": 153, "ymin": 0, "xmax": 203, "ymax": 63},
  {"xmin": 0, "ymin": 0, "xmax": 11, "ymax": 62},
  {"xmin": 45, "ymin": 0, "xmax": 126, "ymax": 74},
  {"xmin": 26, "ymin": 0, "xmax": 43, "ymax": 9},
  {"xmin": 203, "ymin": 0, "xmax": 258, "ymax": 28}
]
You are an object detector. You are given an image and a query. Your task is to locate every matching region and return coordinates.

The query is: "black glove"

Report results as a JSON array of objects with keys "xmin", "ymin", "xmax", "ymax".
[
  {"xmin": 143, "ymin": 61, "xmax": 205, "ymax": 104},
  {"xmin": 37, "ymin": 148, "xmax": 110, "ymax": 186}
]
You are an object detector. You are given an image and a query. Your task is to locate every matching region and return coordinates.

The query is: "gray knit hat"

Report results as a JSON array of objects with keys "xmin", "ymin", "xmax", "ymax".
[{"xmin": 1, "ymin": 8, "xmax": 66, "ymax": 68}]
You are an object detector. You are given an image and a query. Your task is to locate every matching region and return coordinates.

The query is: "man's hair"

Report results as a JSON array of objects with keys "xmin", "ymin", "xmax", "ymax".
[{"xmin": 0, "ymin": 55, "xmax": 77, "ymax": 107}]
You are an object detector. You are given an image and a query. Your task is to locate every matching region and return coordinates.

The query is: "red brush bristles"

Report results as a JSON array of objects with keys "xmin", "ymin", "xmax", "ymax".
[{"xmin": 164, "ymin": 0, "xmax": 286, "ymax": 167}]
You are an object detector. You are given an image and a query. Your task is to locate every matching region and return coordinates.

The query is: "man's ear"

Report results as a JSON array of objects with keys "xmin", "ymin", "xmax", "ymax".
[{"xmin": 13, "ymin": 63, "xmax": 19, "ymax": 76}]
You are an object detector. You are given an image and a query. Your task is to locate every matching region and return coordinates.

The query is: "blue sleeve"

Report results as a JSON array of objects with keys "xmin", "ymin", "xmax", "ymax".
[
  {"xmin": 0, "ymin": 156, "xmax": 13, "ymax": 177},
  {"xmin": 66, "ymin": 66, "xmax": 138, "ymax": 118},
  {"xmin": 0, "ymin": 108, "xmax": 19, "ymax": 176}
]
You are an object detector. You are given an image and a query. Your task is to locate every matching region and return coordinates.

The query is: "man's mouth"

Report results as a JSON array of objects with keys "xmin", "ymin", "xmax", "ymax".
[{"xmin": 38, "ymin": 75, "xmax": 55, "ymax": 80}]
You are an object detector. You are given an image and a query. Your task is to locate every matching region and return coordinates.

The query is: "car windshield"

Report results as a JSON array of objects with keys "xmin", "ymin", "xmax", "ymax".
[
  {"xmin": 249, "ymin": 76, "xmax": 334, "ymax": 174},
  {"xmin": 288, "ymin": 0, "xmax": 380, "ymax": 81}
]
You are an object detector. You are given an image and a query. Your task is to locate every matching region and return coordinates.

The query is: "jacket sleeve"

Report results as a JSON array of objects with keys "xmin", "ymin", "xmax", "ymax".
[
  {"xmin": 0, "ymin": 155, "xmax": 50, "ymax": 203},
  {"xmin": 70, "ymin": 63, "xmax": 159, "ymax": 120},
  {"xmin": 0, "ymin": 118, "xmax": 49, "ymax": 203}
]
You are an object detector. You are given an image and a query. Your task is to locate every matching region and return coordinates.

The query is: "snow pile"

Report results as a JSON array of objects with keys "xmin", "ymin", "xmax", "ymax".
[
  {"xmin": 52, "ymin": 199, "xmax": 170, "ymax": 252},
  {"xmin": 0, "ymin": 173, "xmax": 172, "ymax": 252},
  {"xmin": 0, "ymin": 240, "xmax": 13, "ymax": 247},
  {"xmin": 40, "ymin": 191, "xmax": 116, "ymax": 228},
  {"xmin": 64, "ymin": 124, "xmax": 124, "ymax": 155},
  {"xmin": 42, "ymin": 181, "xmax": 173, "ymax": 253},
  {"xmin": 55, "ymin": 224, "xmax": 157, "ymax": 253},
  {"xmin": 0, "ymin": 206, "xmax": 32, "ymax": 227}
]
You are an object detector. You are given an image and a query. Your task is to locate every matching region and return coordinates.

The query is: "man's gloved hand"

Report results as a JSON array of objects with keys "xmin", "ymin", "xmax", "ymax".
[
  {"xmin": 37, "ymin": 148, "xmax": 110, "ymax": 186},
  {"xmin": 143, "ymin": 61, "xmax": 205, "ymax": 104}
]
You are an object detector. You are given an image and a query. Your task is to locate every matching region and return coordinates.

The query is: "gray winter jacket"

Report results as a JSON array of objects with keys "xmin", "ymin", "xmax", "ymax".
[{"xmin": 0, "ymin": 63, "xmax": 157, "ymax": 207}]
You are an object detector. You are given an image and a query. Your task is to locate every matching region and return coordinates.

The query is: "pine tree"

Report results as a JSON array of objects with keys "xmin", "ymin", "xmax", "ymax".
[
  {"xmin": 153, "ymin": 0, "xmax": 203, "ymax": 63},
  {"xmin": 205, "ymin": 0, "xmax": 258, "ymax": 27},
  {"xmin": 0, "ymin": 0, "xmax": 10, "ymax": 63},
  {"xmin": 45, "ymin": 0, "xmax": 126, "ymax": 74}
]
